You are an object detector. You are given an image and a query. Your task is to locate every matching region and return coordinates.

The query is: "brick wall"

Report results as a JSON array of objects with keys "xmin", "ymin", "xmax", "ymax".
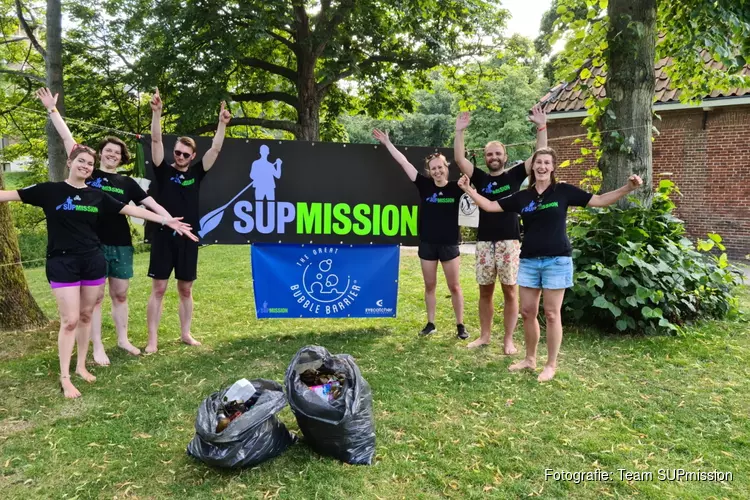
[{"xmin": 547, "ymin": 104, "xmax": 750, "ymax": 258}]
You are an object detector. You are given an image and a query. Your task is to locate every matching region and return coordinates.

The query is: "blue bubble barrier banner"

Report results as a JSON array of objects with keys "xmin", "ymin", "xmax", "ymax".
[{"xmin": 251, "ymin": 244, "xmax": 400, "ymax": 318}]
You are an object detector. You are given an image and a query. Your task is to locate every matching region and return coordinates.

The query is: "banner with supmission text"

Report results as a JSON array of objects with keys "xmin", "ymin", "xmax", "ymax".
[
  {"xmin": 251, "ymin": 244, "xmax": 399, "ymax": 318},
  {"xmin": 142, "ymin": 136, "xmax": 462, "ymax": 245}
]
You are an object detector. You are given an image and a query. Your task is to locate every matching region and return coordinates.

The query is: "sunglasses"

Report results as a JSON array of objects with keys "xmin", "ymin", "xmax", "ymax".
[
  {"xmin": 174, "ymin": 150, "xmax": 193, "ymax": 159},
  {"xmin": 534, "ymin": 192, "xmax": 545, "ymax": 211},
  {"xmin": 425, "ymin": 152, "xmax": 441, "ymax": 160}
]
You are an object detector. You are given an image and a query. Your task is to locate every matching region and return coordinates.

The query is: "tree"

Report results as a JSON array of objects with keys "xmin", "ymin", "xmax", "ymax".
[
  {"xmin": 546, "ymin": 0, "xmax": 750, "ymax": 206},
  {"xmin": 0, "ymin": 170, "xmax": 46, "ymax": 330},
  {"xmin": 65, "ymin": 0, "xmax": 509, "ymax": 141},
  {"xmin": 599, "ymin": 0, "xmax": 655, "ymax": 202}
]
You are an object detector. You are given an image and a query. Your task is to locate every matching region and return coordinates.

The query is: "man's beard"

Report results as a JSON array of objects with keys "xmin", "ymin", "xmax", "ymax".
[{"xmin": 486, "ymin": 159, "xmax": 505, "ymax": 172}]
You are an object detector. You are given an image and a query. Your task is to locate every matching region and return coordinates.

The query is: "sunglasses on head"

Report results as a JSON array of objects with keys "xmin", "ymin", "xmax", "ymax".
[
  {"xmin": 174, "ymin": 150, "xmax": 192, "ymax": 159},
  {"xmin": 425, "ymin": 152, "xmax": 441, "ymax": 161}
]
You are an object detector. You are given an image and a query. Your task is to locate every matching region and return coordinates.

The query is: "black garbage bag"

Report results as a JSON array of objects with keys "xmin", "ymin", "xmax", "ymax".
[
  {"xmin": 285, "ymin": 345, "xmax": 376, "ymax": 465},
  {"xmin": 187, "ymin": 379, "xmax": 297, "ymax": 469}
]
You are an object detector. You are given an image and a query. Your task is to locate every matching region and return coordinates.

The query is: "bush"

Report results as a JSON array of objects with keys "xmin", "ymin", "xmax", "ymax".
[
  {"xmin": 564, "ymin": 180, "xmax": 742, "ymax": 334},
  {"xmin": 460, "ymin": 226, "xmax": 477, "ymax": 242}
]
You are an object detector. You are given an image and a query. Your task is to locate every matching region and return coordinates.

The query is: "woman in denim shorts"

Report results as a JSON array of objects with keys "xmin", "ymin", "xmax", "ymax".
[{"xmin": 459, "ymin": 147, "xmax": 642, "ymax": 381}]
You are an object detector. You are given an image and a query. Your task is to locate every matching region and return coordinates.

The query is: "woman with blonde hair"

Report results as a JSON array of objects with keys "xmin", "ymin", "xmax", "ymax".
[{"xmin": 373, "ymin": 129, "xmax": 468, "ymax": 339}]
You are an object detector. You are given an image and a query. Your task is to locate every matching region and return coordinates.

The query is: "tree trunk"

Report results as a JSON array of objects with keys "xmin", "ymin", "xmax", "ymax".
[
  {"xmin": 295, "ymin": 47, "xmax": 321, "ymax": 141},
  {"xmin": 45, "ymin": 0, "xmax": 66, "ymax": 182},
  {"xmin": 0, "ymin": 171, "xmax": 47, "ymax": 331},
  {"xmin": 599, "ymin": 0, "xmax": 656, "ymax": 207}
]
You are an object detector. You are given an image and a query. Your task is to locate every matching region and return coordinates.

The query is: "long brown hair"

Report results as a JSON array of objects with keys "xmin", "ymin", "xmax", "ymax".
[{"xmin": 527, "ymin": 147, "xmax": 558, "ymax": 191}]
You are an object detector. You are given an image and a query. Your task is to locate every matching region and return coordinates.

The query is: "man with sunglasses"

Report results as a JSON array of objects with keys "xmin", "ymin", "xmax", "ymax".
[
  {"xmin": 453, "ymin": 105, "xmax": 547, "ymax": 353},
  {"xmin": 145, "ymin": 88, "xmax": 232, "ymax": 353}
]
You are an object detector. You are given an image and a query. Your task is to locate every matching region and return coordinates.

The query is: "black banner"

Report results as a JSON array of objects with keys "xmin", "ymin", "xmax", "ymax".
[{"xmin": 142, "ymin": 136, "xmax": 462, "ymax": 245}]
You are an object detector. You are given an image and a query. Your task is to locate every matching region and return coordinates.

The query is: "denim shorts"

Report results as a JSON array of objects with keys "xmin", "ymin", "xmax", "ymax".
[{"xmin": 517, "ymin": 256, "xmax": 574, "ymax": 289}]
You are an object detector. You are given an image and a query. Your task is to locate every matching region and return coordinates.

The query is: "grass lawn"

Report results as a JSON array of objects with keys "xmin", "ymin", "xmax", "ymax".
[{"xmin": 1, "ymin": 245, "xmax": 749, "ymax": 499}]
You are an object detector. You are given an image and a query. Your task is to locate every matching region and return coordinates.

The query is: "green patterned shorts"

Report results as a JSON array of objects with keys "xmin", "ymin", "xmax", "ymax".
[{"xmin": 101, "ymin": 245, "xmax": 134, "ymax": 280}]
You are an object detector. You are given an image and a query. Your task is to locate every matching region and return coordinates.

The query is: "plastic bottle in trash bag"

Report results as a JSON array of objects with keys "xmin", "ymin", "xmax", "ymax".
[
  {"xmin": 285, "ymin": 345, "xmax": 376, "ymax": 465},
  {"xmin": 187, "ymin": 379, "xmax": 297, "ymax": 468}
]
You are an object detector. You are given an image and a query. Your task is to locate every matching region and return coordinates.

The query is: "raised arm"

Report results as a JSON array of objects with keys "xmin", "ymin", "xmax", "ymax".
[
  {"xmin": 36, "ymin": 88, "xmax": 76, "ymax": 156},
  {"xmin": 119, "ymin": 205, "xmax": 198, "ymax": 241},
  {"xmin": 150, "ymin": 88, "xmax": 165, "ymax": 167},
  {"xmin": 454, "ymin": 112, "xmax": 475, "ymax": 177},
  {"xmin": 0, "ymin": 190, "xmax": 21, "ymax": 202},
  {"xmin": 457, "ymin": 175, "xmax": 503, "ymax": 213},
  {"xmin": 201, "ymin": 101, "xmax": 232, "ymax": 171},
  {"xmin": 524, "ymin": 104, "xmax": 548, "ymax": 175},
  {"xmin": 372, "ymin": 129, "xmax": 418, "ymax": 182},
  {"xmin": 588, "ymin": 175, "xmax": 643, "ymax": 207}
]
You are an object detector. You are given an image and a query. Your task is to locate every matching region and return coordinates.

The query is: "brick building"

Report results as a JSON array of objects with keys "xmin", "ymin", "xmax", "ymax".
[{"xmin": 540, "ymin": 57, "xmax": 750, "ymax": 258}]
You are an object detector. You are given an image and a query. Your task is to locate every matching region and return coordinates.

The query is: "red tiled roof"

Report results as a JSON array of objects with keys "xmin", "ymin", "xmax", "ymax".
[{"xmin": 541, "ymin": 56, "xmax": 750, "ymax": 113}]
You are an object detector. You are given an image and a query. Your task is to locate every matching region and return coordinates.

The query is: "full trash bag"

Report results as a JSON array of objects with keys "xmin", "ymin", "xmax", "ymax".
[
  {"xmin": 187, "ymin": 379, "xmax": 297, "ymax": 469},
  {"xmin": 285, "ymin": 345, "xmax": 376, "ymax": 465}
]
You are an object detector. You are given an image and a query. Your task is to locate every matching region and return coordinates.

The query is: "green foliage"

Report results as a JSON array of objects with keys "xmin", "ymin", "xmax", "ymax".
[
  {"xmin": 565, "ymin": 180, "xmax": 742, "ymax": 334},
  {"xmin": 460, "ymin": 225, "xmax": 477, "ymax": 242},
  {"xmin": 16, "ymin": 229, "xmax": 47, "ymax": 268},
  {"xmin": 340, "ymin": 76, "xmax": 456, "ymax": 146}
]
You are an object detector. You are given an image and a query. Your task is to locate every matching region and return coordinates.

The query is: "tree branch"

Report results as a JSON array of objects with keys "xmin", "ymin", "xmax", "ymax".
[
  {"xmin": 0, "ymin": 80, "xmax": 33, "ymax": 116},
  {"xmin": 14, "ymin": 0, "xmax": 46, "ymax": 60},
  {"xmin": 238, "ymin": 57, "xmax": 297, "ymax": 81},
  {"xmin": 264, "ymin": 29, "xmax": 298, "ymax": 52},
  {"xmin": 231, "ymin": 91, "xmax": 300, "ymax": 109},
  {"xmin": 312, "ymin": 0, "xmax": 355, "ymax": 57},
  {"xmin": 317, "ymin": 54, "xmax": 432, "ymax": 91},
  {"xmin": 0, "ymin": 37, "xmax": 28, "ymax": 46},
  {"xmin": 0, "ymin": 68, "xmax": 45, "ymax": 84},
  {"xmin": 191, "ymin": 117, "xmax": 300, "ymax": 136}
]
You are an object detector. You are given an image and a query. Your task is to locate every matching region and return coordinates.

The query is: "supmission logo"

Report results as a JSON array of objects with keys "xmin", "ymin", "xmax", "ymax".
[
  {"xmin": 290, "ymin": 246, "xmax": 361, "ymax": 315},
  {"xmin": 197, "ymin": 144, "xmax": 419, "ymax": 239}
]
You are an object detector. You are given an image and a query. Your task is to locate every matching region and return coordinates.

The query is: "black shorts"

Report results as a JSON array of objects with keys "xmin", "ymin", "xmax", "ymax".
[
  {"xmin": 418, "ymin": 242, "xmax": 460, "ymax": 262},
  {"xmin": 46, "ymin": 250, "xmax": 106, "ymax": 287},
  {"xmin": 147, "ymin": 227, "xmax": 199, "ymax": 281}
]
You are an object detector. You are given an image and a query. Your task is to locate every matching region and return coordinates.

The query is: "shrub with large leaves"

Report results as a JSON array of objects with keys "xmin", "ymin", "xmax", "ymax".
[{"xmin": 564, "ymin": 180, "xmax": 742, "ymax": 334}]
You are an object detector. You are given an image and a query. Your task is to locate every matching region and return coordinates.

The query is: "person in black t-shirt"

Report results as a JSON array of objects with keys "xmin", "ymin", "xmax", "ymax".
[
  {"xmin": 0, "ymin": 145, "xmax": 193, "ymax": 399},
  {"xmin": 373, "ymin": 129, "xmax": 468, "ymax": 340},
  {"xmin": 36, "ymin": 87, "xmax": 196, "ymax": 366},
  {"xmin": 459, "ymin": 147, "xmax": 642, "ymax": 382},
  {"xmin": 145, "ymin": 88, "xmax": 231, "ymax": 353},
  {"xmin": 453, "ymin": 105, "xmax": 548, "ymax": 353}
]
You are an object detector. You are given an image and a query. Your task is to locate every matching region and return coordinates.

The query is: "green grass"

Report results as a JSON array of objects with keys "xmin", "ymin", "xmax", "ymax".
[{"xmin": 1, "ymin": 246, "xmax": 749, "ymax": 499}]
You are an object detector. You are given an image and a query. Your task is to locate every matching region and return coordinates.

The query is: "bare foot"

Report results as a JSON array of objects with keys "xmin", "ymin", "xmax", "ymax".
[
  {"xmin": 467, "ymin": 338, "xmax": 491, "ymax": 349},
  {"xmin": 144, "ymin": 343, "xmax": 158, "ymax": 354},
  {"xmin": 503, "ymin": 339, "xmax": 518, "ymax": 356},
  {"xmin": 180, "ymin": 333, "xmax": 201, "ymax": 346},
  {"xmin": 538, "ymin": 365, "xmax": 557, "ymax": 382},
  {"xmin": 60, "ymin": 376, "xmax": 81, "ymax": 399},
  {"xmin": 75, "ymin": 368, "xmax": 97, "ymax": 383},
  {"xmin": 118, "ymin": 340, "xmax": 141, "ymax": 356},
  {"xmin": 92, "ymin": 346, "xmax": 110, "ymax": 366},
  {"xmin": 509, "ymin": 358, "xmax": 537, "ymax": 372}
]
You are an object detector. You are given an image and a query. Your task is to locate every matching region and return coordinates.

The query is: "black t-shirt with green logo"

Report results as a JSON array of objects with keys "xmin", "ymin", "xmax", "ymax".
[
  {"xmin": 86, "ymin": 170, "xmax": 148, "ymax": 246},
  {"xmin": 414, "ymin": 174, "xmax": 463, "ymax": 244},
  {"xmin": 17, "ymin": 182, "xmax": 125, "ymax": 256},
  {"xmin": 499, "ymin": 183, "xmax": 593, "ymax": 258},
  {"xmin": 151, "ymin": 160, "xmax": 206, "ymax": 228},
  {"xmin": 470, "ymin": 161, "xmax": 527, "ymax": 241}
]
